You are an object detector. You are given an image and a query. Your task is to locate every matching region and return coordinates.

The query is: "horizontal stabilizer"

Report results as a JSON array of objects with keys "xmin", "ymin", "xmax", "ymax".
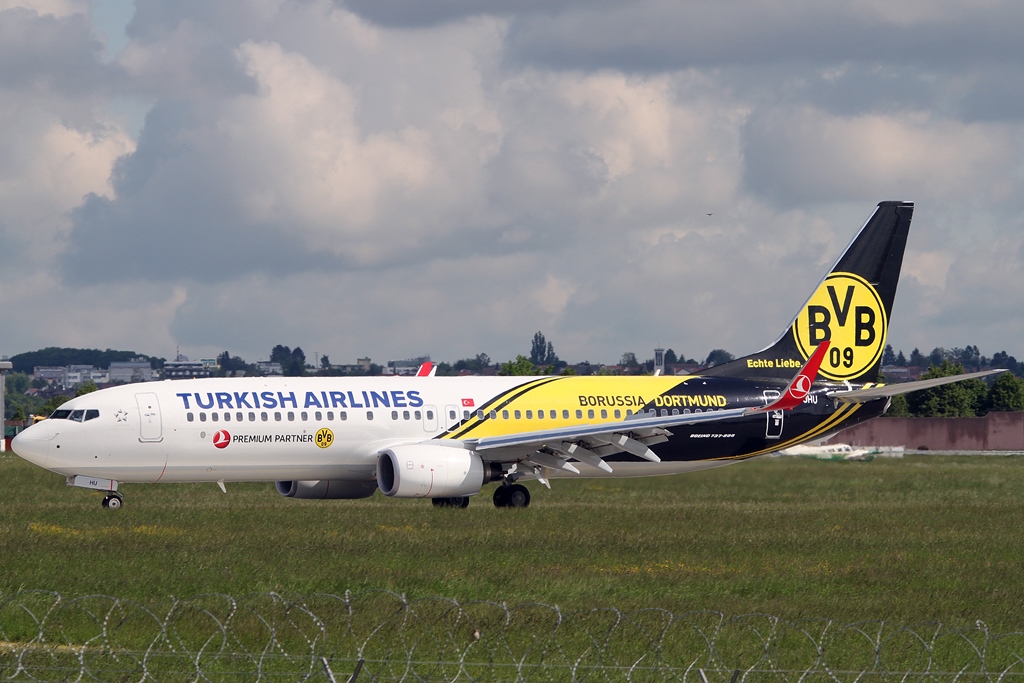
[{"xmin": 827, "ymin": 369, "xmax": 1006, "ymax": 404}]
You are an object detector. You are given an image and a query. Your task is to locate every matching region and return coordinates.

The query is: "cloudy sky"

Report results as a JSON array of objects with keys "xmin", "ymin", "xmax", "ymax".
[{"xmin": 2, "ymin": 0, "xmax": 1023, "ymax": 367}]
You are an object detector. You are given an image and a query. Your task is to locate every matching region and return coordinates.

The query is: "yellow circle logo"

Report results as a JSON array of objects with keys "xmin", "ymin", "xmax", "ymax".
[
  {"xmin": 792, "ymin": 272, "xmax": 887, "ymax": 381},
  {"xmin": 315, "ymin": 428, "xmax": 334, "ymax": 449}
]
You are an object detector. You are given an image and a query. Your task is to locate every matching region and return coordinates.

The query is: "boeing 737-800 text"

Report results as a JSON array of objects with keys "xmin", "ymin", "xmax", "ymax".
[{"xmin": 12, "ymin": 201, "xmax": 1001, "ymax": 509}]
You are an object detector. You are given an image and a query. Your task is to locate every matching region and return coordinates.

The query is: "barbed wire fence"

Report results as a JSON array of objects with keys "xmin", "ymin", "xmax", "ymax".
[{"xmin": 2, "ymin": 590, "xmax": 1023, "ymax": 683}]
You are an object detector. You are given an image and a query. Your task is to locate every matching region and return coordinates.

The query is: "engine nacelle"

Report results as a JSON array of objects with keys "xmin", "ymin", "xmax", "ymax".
[
  {"xmin": 275, "ymin": 479, "xmax": 378, "ymax": 499},
  {"xmin": 378, "ymin": 444, "xmax": 493, "ymax": 498}
]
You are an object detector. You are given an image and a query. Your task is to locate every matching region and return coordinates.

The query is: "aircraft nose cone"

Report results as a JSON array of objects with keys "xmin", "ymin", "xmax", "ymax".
[{"xmin": 11, "ymin": 423, "xmax": 50, "ymax": 468}]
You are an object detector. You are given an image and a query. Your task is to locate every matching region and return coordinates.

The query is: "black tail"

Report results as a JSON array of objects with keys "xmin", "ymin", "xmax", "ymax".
[{"xmin": 703, "ymin": 201, "xmax": 914, "ymax": 383}]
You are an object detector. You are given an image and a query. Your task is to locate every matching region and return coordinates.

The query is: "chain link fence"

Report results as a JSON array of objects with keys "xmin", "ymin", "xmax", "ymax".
[{"xmin": 2, "ymin": 590, "xmax": 1023, "ymax": 683}]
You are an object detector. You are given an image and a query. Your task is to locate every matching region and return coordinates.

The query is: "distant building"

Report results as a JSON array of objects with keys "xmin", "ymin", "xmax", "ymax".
[
  {"xmin": 33, "ymin": 366, "xmax": 68, "ymax": 386},
  {"xmin": 256, "ymin": 361, "xmax": 283, "ymax": 375},
  {"xmin": 109, "ymin": 360, "xmax": 156, "ymax": 384},
  {"xmin": 163, "ymin": 360, "xmax": 212, "ymax": 379},
  {"xmin": 385, "ymin": 356, "xmax": 430, "ymax": 376},
  {"xmin": 66, "ymin": 365, "xmax": 109, "ymax": 386},
  {"xmin": 357, "ymin": 357, "xmax": 372, "ymax": 371}
]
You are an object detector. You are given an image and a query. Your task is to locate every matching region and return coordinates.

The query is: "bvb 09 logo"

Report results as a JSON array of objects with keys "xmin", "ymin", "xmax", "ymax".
[
  {"xmin": 792, "ymin": 272, "xmax": 887, "ymax": 381},
  {"xmin": 315, "ymin": 427, "xmax": 334, "ymax": 449}
]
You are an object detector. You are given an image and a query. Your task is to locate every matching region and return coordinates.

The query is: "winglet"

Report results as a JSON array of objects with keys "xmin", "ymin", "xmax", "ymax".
[
  {"xmin": 416, "ymin": 362, "xmax": 434, "ymax": 377},
  {"xmin": 747, "ymin": 341, "xmax": 830, "ymax": 414}
]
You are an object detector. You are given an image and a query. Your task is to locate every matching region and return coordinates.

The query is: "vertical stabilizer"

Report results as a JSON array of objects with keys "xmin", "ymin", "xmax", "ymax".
[{"xmin": 703, "ymin": 201, "xmax": 914, "ymax": 383}]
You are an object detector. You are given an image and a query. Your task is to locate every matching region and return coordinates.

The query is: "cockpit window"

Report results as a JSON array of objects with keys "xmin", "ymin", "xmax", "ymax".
[
  {"xmin": 85, "ymin": 409, "xmax": 100, "ymax": 421},
  {"xmin": 50, "ymin": 409, "xmax": 72, "ymax": 419},
  {"xmin": 70, "ymin": 410, "xmax": 85, "ymax": 422}
]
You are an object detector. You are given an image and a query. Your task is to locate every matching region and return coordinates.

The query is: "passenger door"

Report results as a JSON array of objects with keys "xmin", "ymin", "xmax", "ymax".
[
  {"xmin": 762, "ymin": 390, "xmax": 783, "ymax": 439},
  {"xmin": 135, "ymin": 392, "xmax": 163, "ymax": 442}
]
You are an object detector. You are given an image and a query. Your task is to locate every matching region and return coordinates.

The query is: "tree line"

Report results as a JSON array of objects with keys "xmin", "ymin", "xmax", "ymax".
[{"xmin": 6, "ymin": 337, "xmax": 1024, "ymax": 420}]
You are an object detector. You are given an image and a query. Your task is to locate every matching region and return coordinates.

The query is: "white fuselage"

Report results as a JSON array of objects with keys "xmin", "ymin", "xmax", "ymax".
[{"xmin": 13, "ymin": 376, "xmax": 736, "ymax": 486}]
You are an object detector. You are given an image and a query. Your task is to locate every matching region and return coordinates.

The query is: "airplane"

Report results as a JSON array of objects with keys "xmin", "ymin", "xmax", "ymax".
[{"xmin": 12, "ymin": 201, "xmax": 1003, "ymax": 510}]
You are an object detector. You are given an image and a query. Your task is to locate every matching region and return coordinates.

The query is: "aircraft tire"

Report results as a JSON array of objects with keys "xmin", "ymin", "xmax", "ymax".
[
  {"xmin": 492, "ymin": 486, "xmax": 510, "ymax": 508},
  {"xmin": 507, "ymin": 484, "xmax": 530, "ymax": 508},
  {"xmin": 103, "ymin": 495, "xmax": 123, "ymax": 510},
  {"xmin": 432, "ymin": 496, "xmax": 470, "ymax": 508}
]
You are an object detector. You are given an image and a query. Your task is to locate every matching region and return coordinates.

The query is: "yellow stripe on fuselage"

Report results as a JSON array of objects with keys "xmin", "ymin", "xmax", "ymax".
[{"xmin": 441, "ymin": 375, "xmax": 694, "ymax": 440}]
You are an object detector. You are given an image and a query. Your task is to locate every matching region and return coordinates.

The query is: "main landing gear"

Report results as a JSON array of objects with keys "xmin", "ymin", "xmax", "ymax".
[
  {"xmin": 431, "ymin": 496, "xmax": 470, "ymax": 508},
  {"xmin": 101, "ymin": 492, "xmax": 124, "ymax": 509},
  {"xmin": 493, "ymin": 483, "xmax": 530, "ymax": 508}
]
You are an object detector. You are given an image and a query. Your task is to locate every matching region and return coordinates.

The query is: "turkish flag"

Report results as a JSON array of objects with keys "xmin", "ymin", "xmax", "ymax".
[{"xmin": 461, "ymin": 398, "xmax": 475, "ymax": 407}]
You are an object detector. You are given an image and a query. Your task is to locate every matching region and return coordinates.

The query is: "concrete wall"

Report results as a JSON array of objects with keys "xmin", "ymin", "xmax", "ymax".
[{"xmin": 825, "ymin": 412, "xmax": 1024, "ymax": 451}]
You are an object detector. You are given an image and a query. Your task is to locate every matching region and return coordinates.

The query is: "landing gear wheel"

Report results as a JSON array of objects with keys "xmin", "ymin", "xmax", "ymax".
[
  {"xmin": 102, "ymin": 494, "xmax": 123, "ymax": 510},
  {"xmin": 432, "ymin": 496, "xmax": 470, "ymax": 508},
  {"xmin": 507, "ymin": 484, "xmax": 530, "ymax": 508},
  {"xmin": 492, "ymin": 486, "xmax": 510, "ymax": 508},
  {"xmin": 493, "ymin": 484, "xmax": 530, "ymax": 508}
]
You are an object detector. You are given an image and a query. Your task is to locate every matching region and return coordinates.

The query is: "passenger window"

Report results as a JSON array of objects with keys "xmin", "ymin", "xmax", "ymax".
[
  {"xmin": 449, "ymin": 409, "xmax": 456, "ymax": 420},
  {"xmin": 562, "ymin": 410, "xmax": 569, "ymax": 419},
  {"xmin": 340, "ymin": 411, "xmax": 348, "ymax": 420},
  {"xmin": 463, "ymin": 410, "xmax": 470, "ymax": 419},
  {"xmin": 249, "ymin": 412, "xmax": 255, "ymax": 421},
  {"xmin": 477, "ymin": 410, "xmax": 484, "ymax": 420},
  {"xmin": 614, "ymin": 409, "xmax": 621, "ymax": 419},
  {"xmin": 414, "ymin": 410, "xmax": 421, "ymax": 420},
  {"xmin": 502, "ymin": 410, "xmax": 509, "ymax": 419},
  {"xmin": 683, "ymin": 409, "xmax": 690, "ymax": 414},
  {"xmin": 588, "ymin": 409, "xmax": 595, "ymax": 419},
  {"xmin": 315, "ymin": 411, "xmax": 322, "ymax": 421},
  {"xmin": 187, "ymin": 412, "xmax": 194, "ymax": 422},
  {"xmin": 392, "ymin": 411, "xmax": 399, "ymax": 420},
  {"xmin": 403, "ymin": 411, "xmax": 410, "ymax": 420},
  {"xmin": 236, "ymin": 412, "xmax": 243, "ymax": 421},
  {"xmin": 695, "ymin": 409, "xmax": 702, "ymax": 414},
  {"xmin": 212, "ymin": 413, "xmax": 219, "ymax": 422},
  {"xmin": 526, "ymin": 410, "xmax": 533, "ymax": 419},
  {"xmin": 367, "ymin": 411, "xmax": 374, "ymax": 420},
  {"xmin": 327, "ymin": 411, "xmax": 334, "ymax": 420},
  {"xmin": 288, "ymin": 412, "xmax": 295, "ymax": 421},
  {"xmin": 85, "ymin": 409, "xmax": 100, "ymax": 421},
  {"xmin": 489, "ymin": 410, "xmax": 497, "ymax": 419},
  {"xmin": 575, "ymin": 410, "xmax": 582, "ymax": 419},
  {"xmin": 300, "ymin": 411, "xmax": 307, "ymax": 421},
  {"xmin": 275, "ymin": 412, "xmax": 282, "ymax": 421},
  {"xmin": 224, "ymin": 412, "xmax": 231, "ymax": 422},
  {"xmin": 426, "ymin": 410, "xmax": 434, "ymax": 420},
  {"xmin": 672, "ymin": 408, "xmax": 679, "ymax": 416},
  {"xmin": 660, "ymin": 409, "xmax": 667, "ymax": 417},
  {"xmin": 600, "ymin": 409, "xmax": 608, "ymax": 419},
  {"xmin": 261, "ymin": 412, "xmax": 269, "ymax": 421},
  {"xmin": 626, "ymin": 409, "xmax": 633, "ymax": 417},
  {"xmin": 200, "ymin": 413, "xmax": 207, "ymax": 422},
  {"xmin": 514, "ymin": 410, "xmax": 521, "ymax": 419},
  {"xmin": 536, "ymin": 410, "xmax": 543, "ymax": 419}
]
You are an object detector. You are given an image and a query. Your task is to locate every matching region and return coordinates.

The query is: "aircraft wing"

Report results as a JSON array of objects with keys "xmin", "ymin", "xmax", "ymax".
[
  {"xmin": 826, "ymin": 369, "xmax": 1006, "ymax": 404},
  {"xmin": 459, "ymin": 342, "xmax": 834, "ymax": 475},
  {"xmin": 464, "ymin": 406, "xmax": 749, "ymax": 473}
]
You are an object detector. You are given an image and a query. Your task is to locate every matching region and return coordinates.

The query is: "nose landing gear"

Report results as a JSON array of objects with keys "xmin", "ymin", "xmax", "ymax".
[{"xmin": 101, "ymin": 493, "xmax": 124, "ymax": 509}]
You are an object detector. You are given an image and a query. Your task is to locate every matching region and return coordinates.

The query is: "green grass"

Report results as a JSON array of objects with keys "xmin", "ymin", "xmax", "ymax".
[{"xmin": 2, "ymin": 452, "xmax": 1024, "ymax": 629}]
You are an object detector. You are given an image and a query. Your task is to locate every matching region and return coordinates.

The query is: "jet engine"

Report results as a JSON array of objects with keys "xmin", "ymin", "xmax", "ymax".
[
  {"xmin": 377, "ymin": 444, "xmax": 501, "ymax": 498},
  {"xmin": 275, "ymin": 479, "xmax": 378, "ymax": 499}
]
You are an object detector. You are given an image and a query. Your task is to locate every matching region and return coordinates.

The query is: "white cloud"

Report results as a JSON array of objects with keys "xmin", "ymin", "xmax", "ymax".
[{"xmin": 2, "ymin": 0, "xmax": 1024, "ymax": 368}]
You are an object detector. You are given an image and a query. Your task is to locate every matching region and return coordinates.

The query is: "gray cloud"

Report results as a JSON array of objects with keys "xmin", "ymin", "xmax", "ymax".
[{"xmin": 3, "ymin": 0, "xmax": 1024, "ymax": 366}]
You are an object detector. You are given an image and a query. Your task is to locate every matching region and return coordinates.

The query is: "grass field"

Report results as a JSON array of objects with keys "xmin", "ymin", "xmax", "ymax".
[{"xmin": 2, "ymin": 452, "xmax": 1024, "ymax": 630}]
